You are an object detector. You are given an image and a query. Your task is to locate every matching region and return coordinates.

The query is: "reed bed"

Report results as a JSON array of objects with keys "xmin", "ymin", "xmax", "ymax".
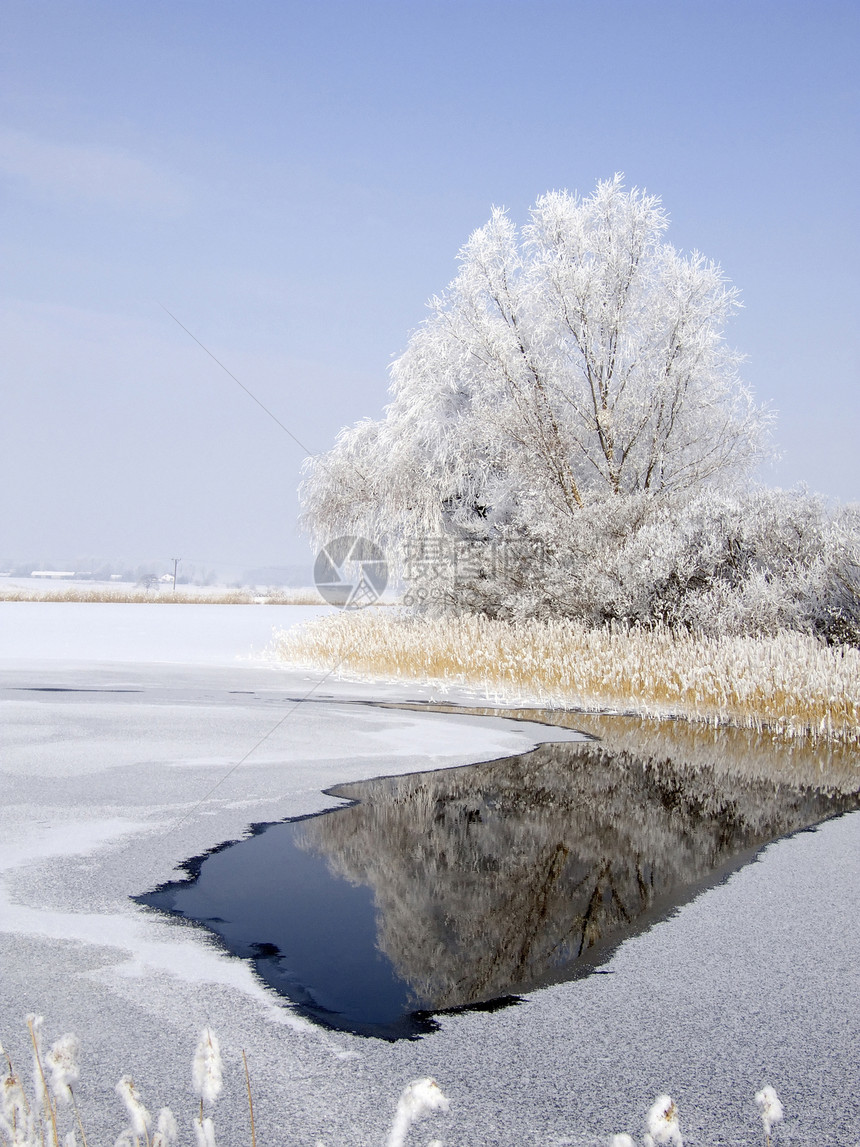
[
  {"xmin": 0, "ymin": 586, "xmax": 323, "ymax": 605},
  {"xmin": 274, "ymin": 611, "xmax": 860, "ymax": 746}
]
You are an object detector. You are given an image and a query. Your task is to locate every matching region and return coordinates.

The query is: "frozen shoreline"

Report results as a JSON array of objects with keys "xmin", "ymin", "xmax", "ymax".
[{"xmin": 1, "ymin": 604, "xmax": 858, "ymax": 1145}]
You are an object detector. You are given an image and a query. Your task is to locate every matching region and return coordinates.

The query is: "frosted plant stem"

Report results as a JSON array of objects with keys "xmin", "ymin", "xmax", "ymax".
[
  {"xmin": 756, "ymin": 1084, "xmax": 783, "ymax": 1145},
  {"xmin": 2, "ymin": 1047, "xmax": 35, "ymax": 1146},
  {"xmin": 69, "ymin": 1089, "xmax": 88, "ymax": 1147},
  {"xmin": 192, "ymin": 1029, "xmax": 223, "ymax": 1112},
  {"xmin": 385, "ymin": 1079, "xmax": 449, "ymax": 1147},
  {"xmin": 116, "ymin": 1077, "xmax": 152, "ymax": 1147},
  {"xmin": 241, "ymin": 1050, "xmax": 256, "ymax": 1147},
  {"xmin": 5, "ymin": 1049, "xmax": 33, "ymax": 1119},
  {"xmin": 28, "ymin": 1018, "xmax": 58, "ymax": 1147}
]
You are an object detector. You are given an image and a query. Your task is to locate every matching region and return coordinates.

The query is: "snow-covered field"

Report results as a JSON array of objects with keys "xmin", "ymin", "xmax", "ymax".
[
  {"xmin": 0, "ymin": 600, "xmax": 333, "ymax": 662},
  {"xmin": 0, "ymin": 603, "xmax": 858, "ymax": 1145}
]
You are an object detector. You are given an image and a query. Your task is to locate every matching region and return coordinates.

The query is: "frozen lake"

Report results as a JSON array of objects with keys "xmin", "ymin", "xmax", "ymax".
[
  {"xmin": 0, "ymin": 603, "xmax": 858, "ymax": 1145},
  {"xmin": 138, "ymin": 739, "xmax": 859, "ymax": 1041},
  {"xmin": 0, "ymin": 598, "xmax": 331, "ymax": 663}
]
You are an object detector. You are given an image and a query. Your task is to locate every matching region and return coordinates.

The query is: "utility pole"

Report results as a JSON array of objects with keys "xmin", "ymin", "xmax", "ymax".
[{"xmin": 172, "ymin": 557, "xmax": 181, "ymax": 596}]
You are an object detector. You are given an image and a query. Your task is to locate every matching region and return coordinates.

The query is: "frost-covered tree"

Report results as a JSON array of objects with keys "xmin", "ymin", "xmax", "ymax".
[
  {"xmin": 302, "ymin": 175, "xmax": 771, "ymax": 546},
  {"xmin": 301, "ymin": 177, "xmax": 860, "ymax": 641}
]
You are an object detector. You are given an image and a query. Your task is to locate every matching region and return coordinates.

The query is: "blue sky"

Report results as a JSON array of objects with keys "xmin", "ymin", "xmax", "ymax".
[{"xmin": 1, "ymin": 0, "xmax": 858, "ymax": 573}]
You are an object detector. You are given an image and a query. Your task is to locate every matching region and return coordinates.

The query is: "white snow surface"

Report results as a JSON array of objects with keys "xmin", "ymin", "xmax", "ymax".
[
  {"xmin": 0, "ymin": 602, "xmax": 857, "ymax": 1145},
  {"xmin": 0, "ymin": 600, "xmax": 332, "ymax": 663}
]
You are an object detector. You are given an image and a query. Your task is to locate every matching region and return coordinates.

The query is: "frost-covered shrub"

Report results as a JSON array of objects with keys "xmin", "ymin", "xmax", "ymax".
[{"xmin": 444, "ymin": 487, "xmax": 860, "ymax": 645}]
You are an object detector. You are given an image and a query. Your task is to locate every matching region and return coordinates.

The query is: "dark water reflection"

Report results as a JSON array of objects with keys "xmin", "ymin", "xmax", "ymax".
[{"xmin": 138, "ymin": 733, "xmax": 859, "ymax": 1039}]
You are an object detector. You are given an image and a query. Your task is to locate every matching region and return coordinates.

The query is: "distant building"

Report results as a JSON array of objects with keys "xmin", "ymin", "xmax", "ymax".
[{"xmin": 31, "ymin": 571, "xmax": 75, "ymax": 579}]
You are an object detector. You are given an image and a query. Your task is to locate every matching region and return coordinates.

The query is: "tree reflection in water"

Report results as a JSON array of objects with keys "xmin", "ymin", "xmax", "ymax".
[
  {"xmin": 139, "ymin": 734, "xmax": 860, "ymax": 1039},
  {"xmin": 302, "ymin": 741, "xmax": 858, "ymax": 1013}
]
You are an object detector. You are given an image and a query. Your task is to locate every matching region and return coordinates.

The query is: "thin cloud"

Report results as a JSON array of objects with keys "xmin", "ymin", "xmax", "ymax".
[{"xmin": 0, "ymin": 128, "xmax": 187, "ymax": 212}]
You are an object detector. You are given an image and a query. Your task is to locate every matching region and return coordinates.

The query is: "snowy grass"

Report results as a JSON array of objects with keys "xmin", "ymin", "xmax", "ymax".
[
  {"xmin": 1, "ymin": 1015, "xmax": 782, "ymax": 1147},
  {"xmin": 0, "ymin": 586, "xmax": 323, "ymax": 605},
  {"xmin": 273, "ymin": 611, "xmax": 860, "ymax": 745},
  {"xmin": 1, "ymin": 1015, "xmax": 449, "ymax": 1147}
]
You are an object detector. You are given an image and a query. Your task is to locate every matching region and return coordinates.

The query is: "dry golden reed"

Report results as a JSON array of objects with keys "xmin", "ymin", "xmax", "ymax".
[
  {"xmin": 274, "ymin": 611, "xmax": 860, "ymax": 745},
  {"xmin": 0, "ymin": 587, "xmax": 323, "ymax": 605}
]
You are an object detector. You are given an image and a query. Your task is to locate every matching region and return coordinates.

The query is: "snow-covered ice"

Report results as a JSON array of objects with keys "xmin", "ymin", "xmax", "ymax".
[
  {"xmin": 0, "ymin": 603, "xmax": 857, "ymax": 1145},
  {"xmin": 0, "ymin": 599, "xmax": 331, "ymax": 664}
]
